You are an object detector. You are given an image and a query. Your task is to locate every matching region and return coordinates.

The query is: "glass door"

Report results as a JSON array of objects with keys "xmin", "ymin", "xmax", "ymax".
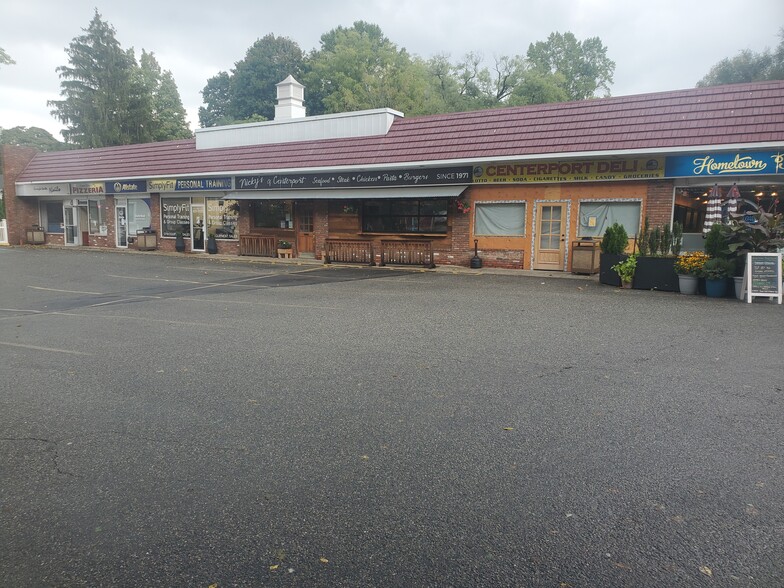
[
  {"xmin": 191, "ymin": 202, "xmax": 205, "ymax": 252},
  {"xmin": 116, "ymin": 202, "xmax": 128, "ymax": 248},
  {"xmin": 533, "ymin": 203, "xmax": 566, "ymax": 270},
  {"xmin": 64, "ymin": 204, "xmax": 78, "ymax": 246}
]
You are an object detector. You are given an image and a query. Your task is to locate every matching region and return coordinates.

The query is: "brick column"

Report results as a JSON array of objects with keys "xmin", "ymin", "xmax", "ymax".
[
  {"xmin": 646, "ymin": 180, "xmax": 675, "ymax": 226},
  {"xmin": 1, "ymin": 145, "xmax": 39, "ymax": 245},
  {"xmin": 313, "ymin": 200, "xmax": 328, "ymax": 260}
]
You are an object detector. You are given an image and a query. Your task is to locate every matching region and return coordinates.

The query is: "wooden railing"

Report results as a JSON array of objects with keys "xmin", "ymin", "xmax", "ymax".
[
  {"xmin": 379, "ymin": 240, "xmax": 436, "ymax": 268},
  {"xmin": 324, "ymin": 239, "xmax": 375, "ymax": 265},
  {"xmin": 239, "ymin": 235, "xmax": 277, "ymax": 257}
]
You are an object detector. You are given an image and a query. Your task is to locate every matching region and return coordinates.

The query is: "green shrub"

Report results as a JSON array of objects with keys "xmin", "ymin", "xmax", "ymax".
[
  {"xmin": 601, "ymin": 223, "xmax": 628, "ymax": 254},
  {"xmin": 704, "ymin": 224, "xmax": 729, "ymax": 259}
]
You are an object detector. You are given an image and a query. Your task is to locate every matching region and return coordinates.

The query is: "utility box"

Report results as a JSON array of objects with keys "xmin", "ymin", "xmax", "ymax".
[
  {"xmin": 571, "ymin": 240, "xmax": 600, "ymax": 274},
  {"xmin": 136, "ymin": 228, "xmax": 157, "ymax": 251}
]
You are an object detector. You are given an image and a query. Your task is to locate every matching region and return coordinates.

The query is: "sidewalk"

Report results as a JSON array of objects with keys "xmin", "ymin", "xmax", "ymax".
[{"xmin": 9, "ymin": 243, "xmax": 599, "ymax": 282}]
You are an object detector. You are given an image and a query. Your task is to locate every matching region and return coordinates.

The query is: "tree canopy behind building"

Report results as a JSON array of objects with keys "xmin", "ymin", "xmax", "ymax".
[
  {"xmin": 198, "ymin": 25, "xmax": 616, "ymax": 127},
  {"xmin": 697, "ymin": 28, "xmax": 784, "ymax": 86},
  {"xmin": 49, "ymin": 10, "xmax": 191, "ymax": 147}
]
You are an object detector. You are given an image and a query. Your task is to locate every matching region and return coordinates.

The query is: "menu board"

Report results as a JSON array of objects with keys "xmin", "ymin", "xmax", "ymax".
[{"xmin": 745, "ymin": 253, "xmax": 783, "ymax": 304}]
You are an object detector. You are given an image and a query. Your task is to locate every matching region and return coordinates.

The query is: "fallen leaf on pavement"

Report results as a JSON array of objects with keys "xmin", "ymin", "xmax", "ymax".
[
  {"xmin": 699, "ymin": 566, "xmax": 713, "ymax": 577},
  {"xmin": 320, "ymin": 558, "xmax": 329, "ymax": 564}
]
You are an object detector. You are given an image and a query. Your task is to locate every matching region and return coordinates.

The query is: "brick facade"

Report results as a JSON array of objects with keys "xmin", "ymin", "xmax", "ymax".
[{"xmin": 2, "ymin": 145, "xmax": 38, "ymax": 245}]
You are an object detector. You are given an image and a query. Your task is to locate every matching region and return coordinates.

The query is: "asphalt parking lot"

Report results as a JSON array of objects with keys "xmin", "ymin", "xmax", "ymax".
[{"xmin": 1, "ymin": 247, "xmax": 783, "ymax": 587}]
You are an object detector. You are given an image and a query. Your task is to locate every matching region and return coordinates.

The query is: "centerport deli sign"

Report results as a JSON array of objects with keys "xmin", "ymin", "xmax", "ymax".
[{"xmin": 472, "ymin": 157, "xmax": 665, "ymax": 183}]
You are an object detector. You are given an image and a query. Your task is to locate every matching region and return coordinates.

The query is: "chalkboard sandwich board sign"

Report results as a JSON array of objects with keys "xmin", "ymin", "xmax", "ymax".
[{"xmin": 744, "ymin": 253, "xmax": 782, "ymax": 304}]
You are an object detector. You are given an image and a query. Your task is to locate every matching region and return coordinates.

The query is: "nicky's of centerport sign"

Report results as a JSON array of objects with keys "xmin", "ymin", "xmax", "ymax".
[{"xmin": 665, "ymin": 151, "xmax": 784, "ymax": 177}]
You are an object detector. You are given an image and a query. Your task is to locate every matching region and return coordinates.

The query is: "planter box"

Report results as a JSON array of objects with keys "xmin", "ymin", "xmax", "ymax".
[
  {"xmin": 599, "ymin": 253, "xmax": 625, "ymax": 287},
  {"xmin": 633, "ymin": 256, "xmax": 678, "ymax": 292}
]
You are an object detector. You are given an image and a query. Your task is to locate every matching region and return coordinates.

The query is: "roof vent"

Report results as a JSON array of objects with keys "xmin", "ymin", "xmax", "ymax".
[{"xmin": 275, "ymin": 75, "xmax": 306, "ymax": 120}]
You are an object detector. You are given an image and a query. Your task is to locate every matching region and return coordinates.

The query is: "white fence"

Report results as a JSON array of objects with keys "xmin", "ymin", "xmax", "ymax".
[{"xmin": 0, "ymin": 219, "xmax": 8, "ymax": 245}]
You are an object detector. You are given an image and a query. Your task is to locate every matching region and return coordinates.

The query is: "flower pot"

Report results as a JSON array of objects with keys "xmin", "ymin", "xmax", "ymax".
[
  {"xmin": 621, "ymin": 281, "xmax": 633, "ymax": 289},
  {"xmin": 175, "ymin": 233, "xmax": 186, "ymax": 253},
  {"xmin": 705, "ymin": 278, "xmax": 728, "ymax": 298},
  {"xmin": 277, "ymin": 248, "xmax": 292, "ymax": 259},
  {"xmin": 633, "ymin": 257, "xmax": 678, "ymax": 291},
  {"xmin": 599, "ymin": 253, "xmax": 625, "ymax": 287},
  {"xmin": 677, "ymin": 274, "xmax": 698, "ymax": 295},
  {"xmin": 207, "ymin": 236, "xmax": 218, "ymax": 255},
  {"xmin": 733, "ymin": 276, "xmax": 744, "ymax": 300}
]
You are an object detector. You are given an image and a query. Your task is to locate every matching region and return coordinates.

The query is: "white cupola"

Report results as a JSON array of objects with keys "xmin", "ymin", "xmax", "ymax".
[{"xmin": 274, "ymin": 75, "xmax": 306, "ymax": 120}]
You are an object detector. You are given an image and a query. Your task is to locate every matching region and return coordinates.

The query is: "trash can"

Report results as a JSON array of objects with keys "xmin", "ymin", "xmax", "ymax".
[
  {"xmin": 136, "ymin": 228, "xmax": 157, "ymax": 251},
  {"xmin": 26, "ymin": 225, "xmax": 46, "ymax": 245},
  {"xmin": 571, "ymin": 239, "xmax": 600, "ymax": 274}
]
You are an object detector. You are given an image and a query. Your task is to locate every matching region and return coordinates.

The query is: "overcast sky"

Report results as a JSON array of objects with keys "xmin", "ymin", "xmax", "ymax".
[{"xmin": 1, "ymin": 0, "xmax": 782, "ymax": 139}]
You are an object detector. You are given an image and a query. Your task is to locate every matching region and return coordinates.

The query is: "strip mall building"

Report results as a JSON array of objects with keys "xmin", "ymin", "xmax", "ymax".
[{"xmin": 2, "ymin": 78, "xmax": 783, "ymax": 270}]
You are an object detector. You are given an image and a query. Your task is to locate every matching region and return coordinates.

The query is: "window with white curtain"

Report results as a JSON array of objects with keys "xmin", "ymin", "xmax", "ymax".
[
  {"xmin": 474, "ymin": 202, "xmax": 526, "ymax": 236},
  {"xmin": 578, "ymin": 201, "xmax": 641, "ymax": 238}
]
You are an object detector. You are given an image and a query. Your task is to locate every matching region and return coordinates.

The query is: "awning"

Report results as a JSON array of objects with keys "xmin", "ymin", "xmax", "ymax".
[{"xmin": 224, "ymin": 185, "xmax": 468, "ymax": 200}]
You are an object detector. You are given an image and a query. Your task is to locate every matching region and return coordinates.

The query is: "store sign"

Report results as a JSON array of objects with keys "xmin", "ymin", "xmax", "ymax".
[
  {"xmin": 71, "ymin": 182, "xmax": 105, "ymax": 195},
  {"xmin": 472, "ymin": 158, "xmax": 665, "ymax": 184},
  {"xmin": 148, "ymin": 178, "xmax": 177, "ymax": 192},
  {"xmin": 105, "ymin": 179, "xmax": 147, "ymax": 194},
  {"xmin": 175, "ymin": 177, "xmax": 233, "ymax": 191},
  {"xmin": 666, "ymin": 151, "xmax": 784, "ymax": 177},
  {"xmin": 17, "ymin": 183, "xmax": 71, "ymax": 196},
  {"xmin": 235, "ymin": 166, "xmax": 473, "ymax": 190}
]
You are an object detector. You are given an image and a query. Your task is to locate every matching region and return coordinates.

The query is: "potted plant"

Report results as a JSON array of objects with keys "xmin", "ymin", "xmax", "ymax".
[
  {"xmin": 206, "ymin": 230, "xmax": 218, "ymax": 255},
  {"xmin": 673, "ymin": 251, "xmax": 709, "ymax": 295},
  {"xmin": 701, "ymin": 257, "xmax": 734, "ymax": 298},
  {"xmin": 600, "ymin": 223, "xmax": 629, "ymax": 286},
  {"xmin": 633, "ymin": 221, "xmax": 683, "ymax": 292},
  {"xmin": 611, "ymin": 254, "xmax": 637, "ymax": 288},
  {"xmin": 174, "ymin": 230, "xmax": 186, "ymax": 253},
  {"xmin": 277, "ymin": 239, "xmax": 293, "ymax": 258}
]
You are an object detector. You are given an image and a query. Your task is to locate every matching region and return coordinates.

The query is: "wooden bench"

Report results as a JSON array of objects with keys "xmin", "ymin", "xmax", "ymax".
[
  {"xmin": 239, "ymin": 235, "xmax": 277, "ymax": 257},
  {"xmin": 379, "ymin": 240, "xmax": 436, "ymax": 268},
  {"xmin": 324, "ymin": 239, "xmax": 375, "ymax": 265}
]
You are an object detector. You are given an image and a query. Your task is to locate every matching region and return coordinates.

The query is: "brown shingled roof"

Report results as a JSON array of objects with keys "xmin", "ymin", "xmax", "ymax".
[{"xmin": 17, "ymin": 81, "xmax": 784, "ymax": 183}]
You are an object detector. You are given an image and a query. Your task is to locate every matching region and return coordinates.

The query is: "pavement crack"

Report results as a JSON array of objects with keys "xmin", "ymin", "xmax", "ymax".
[{"xmin": 1, "ymin": 437, "xmax": 80, "ymax": 478}]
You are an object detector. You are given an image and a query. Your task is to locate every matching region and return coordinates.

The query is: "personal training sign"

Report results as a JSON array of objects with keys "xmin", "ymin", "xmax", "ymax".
[
  {"xmin": 472, "ymin": 157, "xmax": 665, "ymax": 184},
  {"xmin": 665, "ymin": 151, "xmax": 784, "ymax": 177}
]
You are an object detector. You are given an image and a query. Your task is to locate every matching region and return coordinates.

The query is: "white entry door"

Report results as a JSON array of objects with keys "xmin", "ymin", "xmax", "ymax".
[{"xmin": 64, "ymin": 205, "xmax": 79, "ymax": 246}]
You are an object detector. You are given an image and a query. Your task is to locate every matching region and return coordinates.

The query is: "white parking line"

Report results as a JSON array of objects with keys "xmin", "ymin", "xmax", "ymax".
[
  {"xmin": 0, "ymin": 341, "xmax": 91, "ymax": 355},
  {"xmin": 27, "ymin": 286, "xmax": 104, "ymax": 295}
]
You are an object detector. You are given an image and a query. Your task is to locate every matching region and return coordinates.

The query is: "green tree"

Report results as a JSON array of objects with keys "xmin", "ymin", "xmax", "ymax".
[
  {"xmin": 697, "ymin": 28, "xmax": 784, "ymax": 86},
  {"xmin": 49, "ymin": 11, "xmax": 149, "ymax": 147},
  {"xmin": 508, "ymin": 70, "xmax": 569, "ymax": 106},
  {"xmin": 304, "ymin": 21, "xmax": 434, "ymax": 116},
  {"xmin": 0, "ymin": 126, "xmax": 70, "ymax": 151},
  {"xmin": 49, "ymin": 11, "xmax": 188, "ymax": 146},
  {"xmin": 526, "ymin": 32, "xmax": 615, "ymax": 100},
  {"xmin": 228, "ymin": 34, "xmax": 304, "ymax": 122},
  {"xmin": 139, "ymin": 50, "xmax": 191, "ymax": 140},
  {"xmin": 0, "ymin": 47, "xmax": 14, "ymax": 66},
  {"xmin": 199, "ymin": 71, "xmax": 232, "ymax": 127}
]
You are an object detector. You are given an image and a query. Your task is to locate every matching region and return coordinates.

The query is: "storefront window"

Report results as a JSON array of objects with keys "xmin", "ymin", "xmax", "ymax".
[
  {"xmin": 207, "ymin": 198, "xmax": 239, "ymax": 239},
  {"xmin": 253, "ymin": 200, "xmax": 290, "ymax": 228},
  {"xmin": 88, "ymin": 199, "xmax": 108, "ymax": 235},
  {"xmin": 41, "ymin": 202, "xmax": 64, "ymax": 233},
  {"xmin": 578, "ymin": 201, "xmax": 641, "ymax": 238},
  {"xmin": 361, "ymin": 199, "xmax": 448, "ymax": 234},
  {"xmin": 474, "ymin": 202, "xmax": 526, "ymax": 236},
  {"xmin": 161, "ymin": 197, "xmax": 191, "ymax": 237}
]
